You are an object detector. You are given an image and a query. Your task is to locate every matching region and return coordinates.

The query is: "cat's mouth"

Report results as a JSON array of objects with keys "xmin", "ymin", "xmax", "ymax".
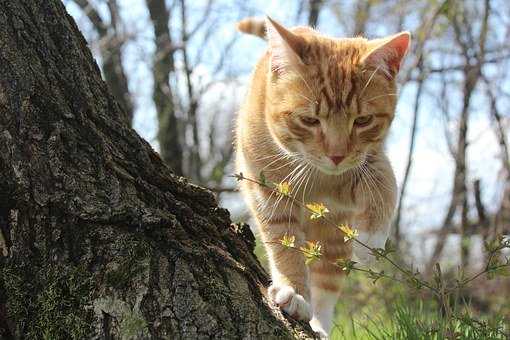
[
  {"xmin": 312, "ymin": 159, "xmax": 357, "ymax": 175},
  {"xmin": 316, "ymin": 166, "xmax": 348, "ymax": 175},
  {"xmin": 308, "ymin": 154, "xmax": 365, "ymax": 176}
]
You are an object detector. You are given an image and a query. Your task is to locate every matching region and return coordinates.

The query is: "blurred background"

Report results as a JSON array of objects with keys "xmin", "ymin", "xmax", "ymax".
[{"xmin": 65, "ymin": 0, "xmax": 509, "ymax": 337}]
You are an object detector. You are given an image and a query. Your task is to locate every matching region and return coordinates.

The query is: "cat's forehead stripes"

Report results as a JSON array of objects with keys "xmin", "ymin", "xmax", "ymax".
[{"xmin": 310, "ymin": 44, "xmax": 364, "ymax": 118}]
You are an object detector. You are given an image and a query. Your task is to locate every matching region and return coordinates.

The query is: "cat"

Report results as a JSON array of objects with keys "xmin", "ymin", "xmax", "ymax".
[{"xmin": 235, "ymin": 17, "xmax": 410, "ymax": 337}]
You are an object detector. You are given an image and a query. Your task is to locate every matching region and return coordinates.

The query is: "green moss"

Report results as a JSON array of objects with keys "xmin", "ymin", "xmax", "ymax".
[
  {"xmin": 92, "ymin": 237, "xmax": 152, "ymax": 339},
  {"xmin": 104, "ymin": 239, "xmax": 151, "ymax": 290},
  {"xmin": 3, "ymin": 263, "xmax": 94, "ymax": 340},
  {"xmin": 92, "ymin": 295, "xmax": 150, "ymax": 339},
  {"xmin": 120, "ymin": 310, "xmax": 149, "ymax": 339}
]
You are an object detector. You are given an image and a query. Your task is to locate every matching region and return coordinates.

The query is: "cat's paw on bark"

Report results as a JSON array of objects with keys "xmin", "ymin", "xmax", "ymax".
[{"xmin": 268, "ymin": 284, "xmax": 312, "ymax": 321}]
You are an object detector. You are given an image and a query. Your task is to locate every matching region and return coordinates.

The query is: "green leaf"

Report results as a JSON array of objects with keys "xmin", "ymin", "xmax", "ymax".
[
  {"xmin": 280, "ymin": 234, "xmax": 295, "ymax": 248},
  {"xmin": 335, "ymin": 258, "xmax": 357, "ymax": 276},
  {"xmin": 300, "ymin": 241, "xmax": 322, "ymax": 265},
  {"xmin": 384, "ymin": 239, "xmax": 397, "ymax": 255},
  {"xmin": 259, "ymin": 171, "xmax": 267, "ymax": 186},
  {"xmin": 306, "ymin": 203, "xmax": 330, "ymax": 220}
]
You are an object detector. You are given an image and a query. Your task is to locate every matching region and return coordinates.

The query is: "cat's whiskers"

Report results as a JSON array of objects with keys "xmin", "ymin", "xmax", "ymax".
[
  {"xmin": 365, "ymin": 166, "xmax": 394, "ymax": 192},
  {"xmin": 301, "ymin": 163, "xmax": 315, "ymax": 204},
  {"xmin": 252, "ymin": 152, "xmax": 286, "ymax": 162},
  {"xmin": 363, "ymin": 167, "xmax": 383, "ymax": 212},
  {"xmin": 285, "ymin": 163, "xmax": 311, "ymax": 226},
  {"xmin": 360, "ymin": 163, "xmax": 388, "ymax": 219},
  {"xmin": 263, "ymin": 158, "xmax": 291, "ymax": 173},
  {"xmin": 266, "ymin": 162, "xmax": 306, "ymax": 222},
  {"xmin": 261, "ymin": 152, "xmax": 299, "ymax": 172},
  {"xmin": 362, "ymin": 153, "xmax": 395, "ymax": 192},
  {"xmin": 357, "ymin": 164, "xmax": 380, "ymax": 218},
  {"xmin": 270, "ymin": 164, "xmax": 303, "ymax": 219},
  {"xmin": 282, "ymin": 164, "xmax": 306, "ymax": 213}
]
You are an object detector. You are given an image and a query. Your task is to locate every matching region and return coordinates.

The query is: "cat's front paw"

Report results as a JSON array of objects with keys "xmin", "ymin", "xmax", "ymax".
[{"xmin": 268, "ymin": 284, "xmax": 312, "ymax": 321}]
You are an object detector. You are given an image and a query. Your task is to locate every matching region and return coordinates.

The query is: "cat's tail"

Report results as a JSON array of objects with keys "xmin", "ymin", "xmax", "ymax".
[{"xmin": 237, "ymin": 17, "xmax": 266, "ymax": 40}]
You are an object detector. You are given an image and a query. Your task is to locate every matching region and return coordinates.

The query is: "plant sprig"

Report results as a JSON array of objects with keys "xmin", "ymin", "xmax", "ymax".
[{"xmin": 232, "ymin": 172, "xmax": 441, "ymax": 294}]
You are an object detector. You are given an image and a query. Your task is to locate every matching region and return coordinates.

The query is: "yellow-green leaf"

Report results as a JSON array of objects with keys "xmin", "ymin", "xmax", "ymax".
[
  {"xmin": 338, "ymin": 224, "xmax": 359, "ymax": 242},
  {"xmin": 300, "ymin": 241, "xmax": 322, "ymax": 265},
  {"xmin": 280, "ymin": 234, "xmax": 295, "ymax": 248},
  {"xmin": 274, "ymin": 181, "xmax": 290, "ymax": 196},
  {"xmin": 306, "ymin": 202, "xmax": 329, "ymax": 220}
]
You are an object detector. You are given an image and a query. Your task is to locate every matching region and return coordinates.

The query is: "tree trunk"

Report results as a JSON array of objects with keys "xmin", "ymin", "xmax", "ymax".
[
  {"xmin": 0, "ymin": 1, "xmax": 315, "ymax": 339},
  {"xmin": 146, "ymin": 0, "xmax": 184, "ymax": 177},
  {"xmin": 307, "ymin": 0, "xmax": 324, "ymax": 27},
  {"xmin": 72, "ymin": 0, "xmax": 134, "ymax": 125}
]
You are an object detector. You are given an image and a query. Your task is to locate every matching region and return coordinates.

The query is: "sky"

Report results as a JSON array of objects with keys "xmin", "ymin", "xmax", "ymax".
[{"xmin": 65, "ymin": 0, "xmax": 508, "ymax": 265}]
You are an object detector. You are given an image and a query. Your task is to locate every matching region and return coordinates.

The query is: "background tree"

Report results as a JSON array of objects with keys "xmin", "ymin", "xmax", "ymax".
[{"xmin": 146, "ymin": 0, "xmax": 183, "ymax": 175}]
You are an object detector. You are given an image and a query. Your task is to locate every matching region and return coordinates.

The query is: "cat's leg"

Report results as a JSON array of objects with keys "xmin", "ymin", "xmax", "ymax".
[
  {"xmin": 307, "ymin": 238, "xmax": 347, "ymax": 338},
  {"xmin": 242, "ymin": 180, "xmax": 311, "ymax": 320},
  {"xmin": 260, "ymin": 217, "xmax": 311, "ymax": 321},
  {"xmin": 309, "ymin": 284, "xmax": 339, "ymax": 338}
]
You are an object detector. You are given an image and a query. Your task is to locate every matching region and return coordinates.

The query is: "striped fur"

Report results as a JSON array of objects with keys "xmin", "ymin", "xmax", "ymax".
[{"xmin": 235, "ymin": 17, "xmax": 410, "ymax": 337}]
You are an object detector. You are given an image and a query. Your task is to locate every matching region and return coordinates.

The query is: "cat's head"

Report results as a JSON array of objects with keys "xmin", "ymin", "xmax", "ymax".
[{"xmin": 264, "ymin": 17, "xmax": 410, "ymax": 175}]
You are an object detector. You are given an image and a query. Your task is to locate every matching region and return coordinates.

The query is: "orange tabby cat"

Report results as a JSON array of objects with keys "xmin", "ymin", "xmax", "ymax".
[{"xmin": 235, "ymin": 17, "xmax": 410, "ymax": 337}]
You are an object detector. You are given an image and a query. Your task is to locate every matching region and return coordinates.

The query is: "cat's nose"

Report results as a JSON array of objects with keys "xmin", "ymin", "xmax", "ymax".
[{"xmin": 328, "ymin": 155, "xmax": 345, "ymax": 165}]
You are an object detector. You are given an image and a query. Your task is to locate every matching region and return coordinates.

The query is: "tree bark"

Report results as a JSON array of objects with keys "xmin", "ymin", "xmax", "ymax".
[{"xmin": 0, "ymin": 1, "xmax": 315, "ymax": 339}]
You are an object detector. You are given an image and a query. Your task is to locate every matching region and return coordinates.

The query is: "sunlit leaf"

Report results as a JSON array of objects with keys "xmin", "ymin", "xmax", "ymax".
[
  {"xmin": 300, "ymin": 241, "xmax": 322, "ymax": 265},
  {"xmin": 280, "ymin": 234, "xmax": 295, "ymax": 248},
  {"xmin": 338, "ymin": 224, "xmax": 359, "ymax": 242},
  {"xmin": 335, "ymin": 258, "xmax": 357, "ymax": 276},
  {"xmin": 306, "ymin": 202, "xmax": 329, "ymax": 220},
  {"xmin": 275, "ymin": 181, "xmax": 290, "ymax": 196}
]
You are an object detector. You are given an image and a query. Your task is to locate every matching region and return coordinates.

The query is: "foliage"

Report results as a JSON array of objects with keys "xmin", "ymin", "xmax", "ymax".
[
  {"xmin": 239, "ymin": 172, "xmax": 510, "ymax": 339},
  {"xmin": 331, "ymin": 292, "xmax": 509, "ymax": 340}
]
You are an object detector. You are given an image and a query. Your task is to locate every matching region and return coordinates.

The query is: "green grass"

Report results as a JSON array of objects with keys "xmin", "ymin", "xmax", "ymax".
[
  {"xmin": 331, "ymin": 292, "xmax": 508, "ymax": 340},
  {"xmin": 253, "ymin": 236, "xmax": 510, "ymax": 340}
]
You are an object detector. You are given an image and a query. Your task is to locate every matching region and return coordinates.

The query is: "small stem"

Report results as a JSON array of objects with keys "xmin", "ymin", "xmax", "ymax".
[
  {"xmin": 234, "ymin": 173, "xmax": 440, "ymax": 295},
  {"xmin": 266, "ymin": 241, "xmax": 407, "ymax": 285}
]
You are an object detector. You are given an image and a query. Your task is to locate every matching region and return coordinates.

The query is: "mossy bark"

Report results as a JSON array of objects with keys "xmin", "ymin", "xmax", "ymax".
[{"xmin": 0, "ymin": 1, "xmax": 315, "ymax": 339}]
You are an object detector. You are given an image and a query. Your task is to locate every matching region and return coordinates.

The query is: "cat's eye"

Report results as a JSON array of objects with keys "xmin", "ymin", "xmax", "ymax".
[
  {"xmin": 354, "ymin": 115, "xmax": 374, "ymax": 127},
  {"xmin": 300, "ymin": 116, "xmax": 320, "ymax": 126}
]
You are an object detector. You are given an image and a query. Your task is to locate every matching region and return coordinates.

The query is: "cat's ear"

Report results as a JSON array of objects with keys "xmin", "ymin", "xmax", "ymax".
[
  {"xmin": 265, "ymin": 16, "xmax": 306, "ymax": 73},
  {"xmin": 362, "ymin": 32, "xmax": 411, "ymax": 77}
]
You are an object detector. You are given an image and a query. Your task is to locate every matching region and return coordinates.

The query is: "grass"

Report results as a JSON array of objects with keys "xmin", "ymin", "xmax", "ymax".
[
  {"xmin": 253, "ymin": 236, "xmax": 510, "ymax": 340},
  {"xmin": 330, "ymin": 287, "xmax": 508, "ymax": 340}
]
